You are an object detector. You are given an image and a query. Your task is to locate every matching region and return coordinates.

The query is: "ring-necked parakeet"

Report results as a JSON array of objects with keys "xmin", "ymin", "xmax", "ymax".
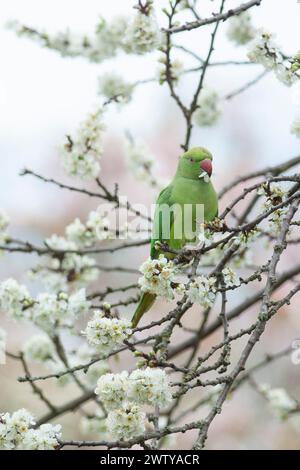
[{"xmin": 131, "ymin": 147, "xmax": 218, "ymax": 327}]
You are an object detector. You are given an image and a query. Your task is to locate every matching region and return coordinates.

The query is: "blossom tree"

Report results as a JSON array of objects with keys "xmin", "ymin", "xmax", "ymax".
[{"xmin": 1, "ymin": 0, "xmax": 300, "ymax": 450}]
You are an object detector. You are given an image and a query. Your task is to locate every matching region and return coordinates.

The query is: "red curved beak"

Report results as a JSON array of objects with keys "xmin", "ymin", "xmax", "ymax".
[{"xmin": 200, "ymin": 159, "xmax": 212, "ymax": 177}]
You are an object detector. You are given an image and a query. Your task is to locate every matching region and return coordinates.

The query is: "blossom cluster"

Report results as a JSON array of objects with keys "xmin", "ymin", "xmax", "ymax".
[
  {"xmin": 247, "ymin": 30, "xmax": 300, "ymax": 136},
  {"xmin": 198, "ymin": 221, "xmax": 259, "ymax": 270},
  {"xmin": 138, "ymin": 252, "xmax": 241, "ymax": 308},
  {"xmin": 23, "ymin": 334, "xmax": 56, "ymax": 365},
  {"xmin": 9, "ymin": 17, "xmax": 126, "ymax": 63},
  {"xmin": 187, "ymin": 274, "xmax": 217, "ymax": 308},
  {"xmin": 222, "ymin": 267, "xmax": 240, "ymax": 288},
  {"xmin": 9, "ymin": 7, "xmax": 161, "ymax": 61},
  {"xmin": 258, "ymin": 182, "xmax": 288, "ymax": 235},
  {"xmin": 259, "ymin": 384, "xmax": 298, "ymax": 420},
  {"xmin": 83, "ymin": 310, "xmax": 132, "ymax": 355},
  {"xmin": 291, "ymin": 116, "xmax": 300, "ymax": 138},
  {"xmin": 0, "ymin": 409, "xmax": 61, "ymax": 450},
  {"xmin": 32, "ymin": 208, "xmax": 111, "ymax": 291},
  {"xmin": 59, "ymin": 109, "xmax": 105, "ymax": 180},
  {"xmin": 95, "ymin": 367, "xmax": 172, "ymax": 439},
  {"xmin": 0, "ymin": 278, "xmax": 90, "ymax": 331},
  {"xmin": 227, "ymin": 12, "xmax": 255, "ymax": 46},
  {"xmin": 33, "ymin": 289, "xmax": 90, "ymax": 332},
  {"xmin": 138, "ymin": 255, "xmax": 180, "ymax": 300},
  {"xmin": 187, "ymin": 267, "xmax": 239, "ymax": 308},
  {"xmin": 194, "ymin": 89, "xmax": 221, "ymax": 127},
  {"xmin": 98, "ymin": 73, "xmax": 134, "ymax": 104},
  {"xmin": 106, "ymin": 405, "xmax": 145, "ymax": 440},
  {"xmin": 123, "ymin": 8, "xmax": 162, "ymax": 55},
  {"xmin": 0, "ymin": 278, "xmax": 32, "ymax": 321},
  {"xmin": 124, "ymin": 137, "xmax": 164, "ymax": 189},
  {"xmin": 248, "ymin": 30, "xmax": 300, "ymax": 87},
  {"xmin": 66, "ymin": 209, "xmax": 111, "ymax": 247},
  {"xmin": 96, "ymin": 367, "xmax": 172, "ymax": 410},
  {"xmin": 158, "ymin": 56, "xmax": 183, "ymax": 85},
  {"xmin": 0, "ymin": 210, "xmax": 10, "ymax": 245},
  {"xmin": 31, "ymin": 234, "xmax": 99, "ymax": 292}
]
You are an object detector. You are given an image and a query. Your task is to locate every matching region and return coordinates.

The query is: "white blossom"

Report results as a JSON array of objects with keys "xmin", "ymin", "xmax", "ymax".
[
  {"xmin": 248, "ymin": 29, "xmax": 282, "ymax": 70},
  {"xmin": 291, "ymin": 116, "xmax": 300, "ymax": 137},
  {"xmin": 194, "ymin": 89, "xmax": 221, "ymax": 127},
  {"xmin": 128, "ymin": 367, "xmax": 172, "ymax": 408},
  {"xmin": 59, "ymin": 109, "xmax": 105, "ymax": 180},
  {"xmin": 233, "ymin": 228, "xmax": 260, "ymax": 249},
  {"xmin": 31, "ymin": 255, "xmax": 98, "ymax": 293},
  {"xmin": 106, "ymin": 404, "xmax": 145, "ymax": 440},
  {"xmin": 9, "ymin": 17, "xmax": 127, "ymax": 64},
  {"xmin": 222, "ymin": 267, "xmax": 239, "ymax": 288},
  {"xmin": 259, "ymin": 384, "xmax": 297, "ymax": 420},
  {"xmin": 23, "ymin": 335, "xmax": 56, "ymax": 364},
  {"xmin": 87, "ymin": 209, "xmax": 111, "ymax": 241},
  {"xmin": 0, "ymin": 409, "xmax": 61, "ymax": 450},
  {"xmin": 0, "ymin": 409, "xmax": 35, "ymax": 449},
  {"xmin": 68, "ymin": 288, "xmax": 90, "ymax": 316},
  {"xmin": 92, "ymin": 16, "xmax": 129, "ymax": 61},
  {"xmin": 123, "ymin": 10, "xmax": 162, "ymax": 55},
  {"xmin": 187, "ymin": 274, "xmax": 217, "ymax": 308},
  {"xmin": 37, "ymin": 235, "xmax": 99, "ymax": 291},
  {"xmin": 95, "ymin": 371, "xmax": 129, "ymax": 410},
  {"xmin": 198, "ymin": 224, "xmax": 256, "ymax": 271},
  {"xmin": 87, "ymin": 16, "xmax": 129, "ymax": 62},
  {"xmin": 0, "ymin": 210, "xmax": 9, "ymax": 232},
  {"xmin": 124, "ymin": 137, "xmax": 162, "ymax": 188},
  {"xmin": 269, "ymin": 209, "xmax": 288, "ymax": 235},
  {"xmin": 66, "ymin": 211, "xmax": 111, "ymax": 247},
  {"xmin": 45, "ymin": 234, "xmax": 76, "ymax": 252},
  {"xmin": 0, "ymin": 210, "xmax": 10, "ymax": 244},
  {"xmin": 227, "ymin": 12, "xmax": 255, "ymax": 45},
  {"xmin": 258, "ymin": 182, "xmax": 287, "ymax": 235},
  {"xmin": 83, "ymin": 310, "xmax": 132, "ymax": 353},
  {"xmin": 31, "ymin": 289, "xmax": 90, "ymax": 332},
  {"xmin": 178, "ymin": 0, "xmax": 191, "ymax": 11},
  {"xmin": 274, "ymin": 63, "xmax": 299, "ymax": 87},
  {"xmin": 198, "ymin": 224, "xmax": 214, "ymax": 245},
  {"xmin": 138, "ymin": 255, "xmax": 178, "ymax": 300},
  {"xmin": 20, "ymin": 424, "xmax": 61, "ymax": 450},
  {"xmin": 247, "ymin": 30, "xmax": 299, "ymax": 87},
  {"xmin": 65, "ymin": 218, "xmax": 90, "ymax": 246},
  {"xmin": 0, "ymin": 278, "xmax": 32, "ymax": 320},
  {"xmin": 62, "ymin": 253, "xmax": 99, "ymax": 285},
  {"xmin": 30, "ymin": 292, "xmax": 68, "ymax": 331},
  {"xmin": 98, "ymin": 72, "xmax": 134, "ymax": 103},
  {"xmin": 158, "ymin": 57, "xmax": 183, "ymax": 85}
]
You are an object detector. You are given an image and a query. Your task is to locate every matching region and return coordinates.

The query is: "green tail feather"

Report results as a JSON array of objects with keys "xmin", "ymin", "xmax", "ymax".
[{"xmin": 131, "ymin": 293, "xmax": 156, "ymax": 328}]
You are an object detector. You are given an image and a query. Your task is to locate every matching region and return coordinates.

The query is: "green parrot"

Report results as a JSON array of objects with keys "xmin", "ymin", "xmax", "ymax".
[{"xmin": 131, "ymin": 147, "xmax": 218, "ymax": 327}]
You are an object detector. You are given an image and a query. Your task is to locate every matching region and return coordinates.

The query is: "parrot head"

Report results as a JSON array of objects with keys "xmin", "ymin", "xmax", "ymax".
[{"xmin": 177, "ymin": 147, "xmax": 213, "ymax": 181}]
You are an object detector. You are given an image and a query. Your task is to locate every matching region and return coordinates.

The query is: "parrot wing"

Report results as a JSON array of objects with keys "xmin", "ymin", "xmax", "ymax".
[{"xmin": 150, "ymin": 184, "xmax": 174, "ymax": 259}]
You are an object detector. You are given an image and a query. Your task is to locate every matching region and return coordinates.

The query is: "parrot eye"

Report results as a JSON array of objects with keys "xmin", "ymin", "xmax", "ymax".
[{"xmin": 189, "ymin": 158, "xmax": 195, "ymax": 163}]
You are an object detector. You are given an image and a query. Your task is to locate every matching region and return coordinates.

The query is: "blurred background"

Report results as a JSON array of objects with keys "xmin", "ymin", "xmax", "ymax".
[{"xmin": 1, "ymin": 0, "xmax": 300, "ymax": 450}]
